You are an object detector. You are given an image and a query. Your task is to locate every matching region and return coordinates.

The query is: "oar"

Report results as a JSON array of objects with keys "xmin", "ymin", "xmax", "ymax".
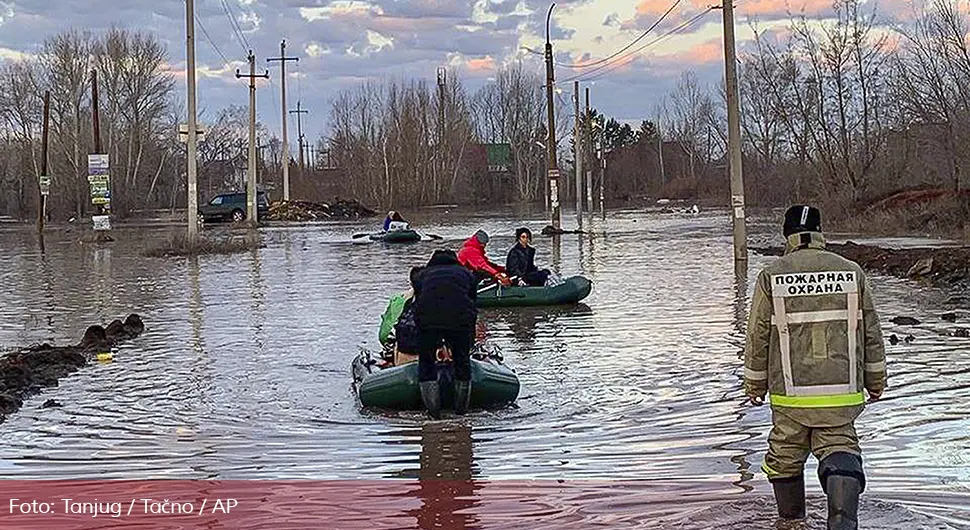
[
  {"xmin": 352, "ymin": 232, "xmax": 377, "ymax": 239},
  {"xmin": 477, "ymin": 276, "xmax": 519, "ymax": 294},
  {"xmin": 423, "ymin": 233, "xmax": 444, "ymax": 240}
]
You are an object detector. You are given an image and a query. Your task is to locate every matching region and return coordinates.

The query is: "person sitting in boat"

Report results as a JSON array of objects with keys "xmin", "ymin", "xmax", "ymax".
[
  {"xmin": 378, "ymin": 266, "xmax": 423, "ymax": 366},
  {"xmin": 382, "ymin": 211, "xmax": 409, "ymax": 232},
  {"xmin": 413, "ymin": 249, "xmax": 478, "ymax": 417},
  {"xmin": 457, "ymin": 230, "xmax": 512, "ymax": 287},
  {"xmin": 505, "ymin": 227, "xmax": 551, "ymax": 287}
]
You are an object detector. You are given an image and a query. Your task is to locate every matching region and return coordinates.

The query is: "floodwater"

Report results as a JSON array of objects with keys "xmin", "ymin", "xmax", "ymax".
[{"xmin": 1, "ymin": 207, "xmax": 968, "ymax": 528}]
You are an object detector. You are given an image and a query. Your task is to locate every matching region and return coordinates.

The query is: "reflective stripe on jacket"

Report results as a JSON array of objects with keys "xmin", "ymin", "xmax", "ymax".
[{"xmin": 744, "ymin": 231, "xmax": 888, "ymax": 427}]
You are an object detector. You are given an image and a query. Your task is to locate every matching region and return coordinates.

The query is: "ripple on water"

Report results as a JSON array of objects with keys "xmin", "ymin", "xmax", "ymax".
[{"xmin": 0, "ymin": 212, "xmax": 968, "ymax": 527}]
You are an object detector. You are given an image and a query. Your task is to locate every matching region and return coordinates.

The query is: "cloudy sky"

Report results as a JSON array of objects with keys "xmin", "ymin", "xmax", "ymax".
[{"xmin": 0, "ymin": 0, "xmax": 914, "ymax": 145}]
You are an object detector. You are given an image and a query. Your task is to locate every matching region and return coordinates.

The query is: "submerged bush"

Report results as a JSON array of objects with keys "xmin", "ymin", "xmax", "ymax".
[{"xmin": 143, "ymin": 231, "xmax": 263, "ymax": 257}]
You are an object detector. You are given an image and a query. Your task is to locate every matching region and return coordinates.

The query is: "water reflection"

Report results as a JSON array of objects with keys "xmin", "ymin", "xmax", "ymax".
[
  {"xmin": 1, "ymin": 211, "xmax": 969, "ymax": 528},
  {"xmin": 488, "ymin": 304, "xmax": 594, "ymax": 347},
  {"xmin": 549, "ymin": 234, "xmax": 561, "ymax": 274},
  {"xmin": 249, "ymin": 242, "xmax": 265, "ymax": 355},
  {"xmin": 407, "ymin": 421, "xmax": 481, "ymax": 529},
  {"xmin": 93, "ymin": 244, "xmax": 112, "ymax": 321},
  {"xmin": 188, "ymin": 256, "xmax": 204, "ymax": 355}
]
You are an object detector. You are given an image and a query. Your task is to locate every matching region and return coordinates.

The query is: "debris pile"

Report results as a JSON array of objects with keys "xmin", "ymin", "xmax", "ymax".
[
  {"xmin": 0, "ymin": 314, "xmax": 145, "ymax": 424},
  {"xmin": 267, "ymin": 198, "xmax": 377, "ymax": 221}
]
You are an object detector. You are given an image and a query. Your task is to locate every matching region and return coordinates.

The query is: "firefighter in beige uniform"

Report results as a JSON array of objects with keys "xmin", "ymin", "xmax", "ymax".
[{"xmin": 744, "ymin": 206, "xmax": 887, "ymax": 530}]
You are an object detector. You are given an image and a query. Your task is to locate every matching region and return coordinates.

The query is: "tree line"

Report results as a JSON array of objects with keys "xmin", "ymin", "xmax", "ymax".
[{"xmin": 1, "ymin": 0, "xmax": 968, "ymax": 221}]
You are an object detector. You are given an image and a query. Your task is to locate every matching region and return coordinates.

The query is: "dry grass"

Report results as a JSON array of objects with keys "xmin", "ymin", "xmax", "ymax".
[
  {"xmin": 828, "ymin": 190, "xmax": 970, "ymax": 240},
  {"xmin": 143, "ymin": 231, "xmax": 264, "ymax": 257}
]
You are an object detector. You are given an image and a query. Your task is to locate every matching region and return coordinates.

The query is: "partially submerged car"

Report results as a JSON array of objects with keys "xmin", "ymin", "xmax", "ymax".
[{"xmin": 199, "ymin": 191, "xmax": 269, "ymax": 224}]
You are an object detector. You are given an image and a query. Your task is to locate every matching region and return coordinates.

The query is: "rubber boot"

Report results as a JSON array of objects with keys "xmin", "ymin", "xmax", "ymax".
[
  {"xmin": 771, "ymin": 475, "xmax": 806, "ymax": 520},
  {"xmin": 454, "ymin": 380, "xmax": 471, "ymax": 415},
  {"xmin": 826, "ymin": 476, "xmax": 861, "ymax": 530},
  {"xmin": 419, "ymin": 381, "xmax": 441, "ymax": 419}
]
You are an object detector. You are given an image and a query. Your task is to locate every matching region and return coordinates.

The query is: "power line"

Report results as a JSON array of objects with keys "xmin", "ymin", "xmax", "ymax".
[
  {"xmin": 555, "ymin": 0, "xmax": 683, "ymax": 69},
  {"xmin": 563, "ymin": 7, "xmax": 715, "ymax": 83},
  {"xmin": 195, "ymin": 13, "xmax": 232, "ymax": 68},
  {"xmin": 220, "ymin": 0, "xmax": 251, "ymax": 54}
]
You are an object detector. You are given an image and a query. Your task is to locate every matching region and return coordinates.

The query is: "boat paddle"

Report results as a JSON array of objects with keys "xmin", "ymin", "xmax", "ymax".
[{"xmin": 477, "ymin": 276, "xmax": 520, "ymax": 294}]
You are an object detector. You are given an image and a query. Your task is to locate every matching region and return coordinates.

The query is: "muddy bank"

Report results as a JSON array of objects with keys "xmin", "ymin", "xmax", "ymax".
[
  {"xmin": 753, "ymin": 242, "xmax": 970, "ymax": 291},
  {"xmin": 0, "ymin": 314, "xmax": 144, "ymax": 425}
]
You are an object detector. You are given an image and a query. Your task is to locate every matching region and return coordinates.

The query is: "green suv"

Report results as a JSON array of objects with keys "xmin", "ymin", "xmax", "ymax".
[{"xmin": 199, "ymin": 191, "xmax": 270, "ymax": 224}]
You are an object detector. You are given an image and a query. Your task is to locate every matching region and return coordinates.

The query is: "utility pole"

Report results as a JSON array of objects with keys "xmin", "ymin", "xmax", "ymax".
[
  {"xmin": 236, "ymin": 50, "xmax": 269, "ymax": 227},
  {"xmin": 722, "ymin": 0, "xmax": 747, "ymax": 261},
  {"xmin": 544, "ymin": 2, "xmax": 561, "ymax": 230},
  {"xmin": 267, "ymin": 40, "xmax": 299, "ymax": 202},
  {"xmin": 585, "ymin": 86, "xmax": 593, "ymax": 212},
  {"xmin": 38, "ymin": 91, "xmax": 50, "ymax": 235},
  {"xmin": 573, "ymin": 80, "xmax": 582, "ymax": 222},
  {"xmin": 90, "ymin": 68, "xmax": 112, "ymax": 230},
  {"xmin": 289, "ymin": 100, "xmax": 308, "ymax": 172},
  {"xmin": 185, "ymin": 0, "xmax": 200, "ymax": 240},
  {"xmin": 92, "ymin": 69, "xmax": 102, "ymax": 154},
  {"xmin": 658, "ymin": 119, "xmax": 666, "ymax": 187},
  {"xmin": 599, "ymin": 135, "xmax": 605, "ymax": 219},
  {"xmin": 436, "ymin": 67, "xmax": 446, "ymax": 203}
]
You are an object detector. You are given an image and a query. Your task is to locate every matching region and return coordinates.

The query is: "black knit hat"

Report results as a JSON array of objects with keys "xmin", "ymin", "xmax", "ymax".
[{"xmin": 783, "ymin": 205, "xmax": 822, "ymax": 237}]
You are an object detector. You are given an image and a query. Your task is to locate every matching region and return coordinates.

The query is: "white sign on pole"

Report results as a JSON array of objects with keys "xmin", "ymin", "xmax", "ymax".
[{"xmin": 92, "ymin": 214, "xmax": 112, "ymax": 231}]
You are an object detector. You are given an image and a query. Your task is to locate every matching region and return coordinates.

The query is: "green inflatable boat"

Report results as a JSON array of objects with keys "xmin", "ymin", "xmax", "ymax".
[
  {"xmin": 476, "ymin": 275, "xmax": 592, "ymax": 308},
  {"xmin": 352, "ymin": 348, "xmax": 520, "ymax": 411},
  {"xmin": 370, "ymin": 229, "xmax": 422, "ymax": 243}
]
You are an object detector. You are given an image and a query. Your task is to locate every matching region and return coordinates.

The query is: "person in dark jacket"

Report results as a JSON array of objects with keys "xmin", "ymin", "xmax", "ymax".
[
  {"xmin": 412, "ymin": 249, "xmax": 478, "ymax": 417},
  {"xmin": 505, "ymin": 227, "xmax": 551, "ymax": 286}
]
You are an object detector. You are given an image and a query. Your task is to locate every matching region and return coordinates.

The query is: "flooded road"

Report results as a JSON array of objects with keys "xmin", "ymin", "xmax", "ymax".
[{"xmin": 1, "ymin": 207, "xmax": 968, "ymax": 528}]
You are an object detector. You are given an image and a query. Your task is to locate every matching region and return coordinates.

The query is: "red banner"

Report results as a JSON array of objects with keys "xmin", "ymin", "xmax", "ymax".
[{"xmin": 0, "ymin": 480, "xmax": 728, "ymax": 529}]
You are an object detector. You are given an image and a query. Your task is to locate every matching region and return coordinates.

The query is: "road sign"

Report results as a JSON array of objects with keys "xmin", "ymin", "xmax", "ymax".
[
  {"xmin": 87, "ymin": 154, "xmax": 110, "ymax": 206},
  {"xmin": 92, "ymin": 214, "xmax": 111, "ymax": 231},
  {"xmin": 39, "ymin": 175, "xmax": 51, "ymax": 196},
  {"xmin": 548, "ymin": 169, "xmax": 560, "ymax": 180}
]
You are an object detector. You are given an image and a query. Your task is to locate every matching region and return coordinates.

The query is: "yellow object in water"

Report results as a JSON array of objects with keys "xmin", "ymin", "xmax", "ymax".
[{"xmin": 96, "ymin": 352, "xmax": 113, "ymax": 363}]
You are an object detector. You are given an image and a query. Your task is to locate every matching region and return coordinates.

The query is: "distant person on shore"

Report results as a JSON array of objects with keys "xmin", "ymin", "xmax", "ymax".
[
  {"xmin": 378, "ymin": 266, "xmax": 423, "ymax": 366},
  {"xmin": 505, "ymin": 227, "xmax": 551, "ymax": 286},
  {"xmin": 382, "ymin": 211, "xmax": 408, "ymax": 232},
  {"xmin": 412, "ymin": 250, "xmax": 478, "ymax": 417},
  {"xmin": 457, "ymin": 230, "xmax": 512, "ymax": 287},
  {"xmin": 744, "ymin": 205, "xmax": 887, "ymax": 530}
]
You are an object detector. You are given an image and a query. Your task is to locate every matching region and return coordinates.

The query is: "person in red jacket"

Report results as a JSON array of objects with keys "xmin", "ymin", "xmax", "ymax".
[{"xmin": 457, "ymin": 230, "xmax": 512, "ymax": 286}]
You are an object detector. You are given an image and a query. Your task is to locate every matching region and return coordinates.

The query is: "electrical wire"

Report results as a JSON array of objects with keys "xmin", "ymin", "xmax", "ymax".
[
  {"xmin": 220, "ymin": 0, "xmax": 251, "ymax": 53},
  {"xmin": 554, "ymin": 0, "xmax": 683, "ymax": 69},
  {"xmin": 562, "ymin": 7, "xmax": 715, "ymax": 83},
  {"xmin": 195, "ymin": 12, "xmax": 232, "ymax": 69}
]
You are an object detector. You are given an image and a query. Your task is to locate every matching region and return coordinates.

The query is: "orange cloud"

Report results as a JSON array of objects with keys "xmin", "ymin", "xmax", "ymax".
[
  {"xmin": 655, "ymin": 38, "xmax": 723, "ymax": 67},
  {"xmin": 466, "ymin": 56, "xmax": 497, "ymax": 72},
  {"xmin": 635, "ymin": 0, "xmax": 674, "ymax": 16},
  {"xmin": 734, "ymin": 0, "xmax": 833, "ymax": 18}
]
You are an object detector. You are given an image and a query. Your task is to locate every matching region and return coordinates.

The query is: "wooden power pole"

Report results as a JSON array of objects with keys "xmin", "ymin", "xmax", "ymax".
[
  {"xmin": 185, "ymin": 0, "xmax": 200, "ymax": 240},
  {"xmin": 38, "ymin": 91, "xmax": 50, "ymax": 235},
  {"xmin": 544, "ymin": 3, "xmax": 561, "ymax": 230},
  {"xmin": 236, "ymin": 50, "xmax": 269, "ymax": 227},
  {"xmin": 722, "ymin": 0, "xmax": 747, "ymax": 261},
  {"xmin": 573, "ymin": 80, "xmax": 582, "ymax": 223},
  {"xmin": 267, "ymin": 40, "xmax": 299, "ymax": 202},
  {"xmin": 289, "ymin": 100, "xmax": 308, "ymax": 172}
]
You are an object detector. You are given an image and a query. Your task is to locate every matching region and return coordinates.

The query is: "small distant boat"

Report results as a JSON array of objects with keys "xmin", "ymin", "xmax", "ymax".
[{"xmin": 369, "ymin": 229, "xmax": 422, "ymax": 244}]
